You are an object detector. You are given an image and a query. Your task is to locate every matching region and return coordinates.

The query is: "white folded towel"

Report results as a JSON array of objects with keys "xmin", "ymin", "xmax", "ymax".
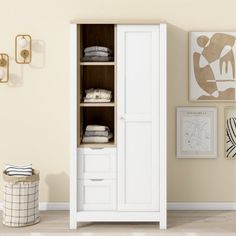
[
  {"xmin": 85, "ymin": 89, "xmax": 112, "ymax": 100},
  {"xmin": 5, "ymin": 164, "xmax": 33, "ymax": 176},
  {"xmin": 83, "ymin": 98, "xmax": 111, "ymax": 103},
  {"xmin": 86, "ymin": 125, "xmax": 109, "ymax": 132}
]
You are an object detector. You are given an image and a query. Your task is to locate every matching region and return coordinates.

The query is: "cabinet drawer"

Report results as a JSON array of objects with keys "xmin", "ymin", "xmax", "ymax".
[
  {"xmin": 78, "ymin": 179, "xmax": 116, "ymax": 211},
  {"xmin": 78, "ymin": 148, "xmax": 116, "ymax": 179}
]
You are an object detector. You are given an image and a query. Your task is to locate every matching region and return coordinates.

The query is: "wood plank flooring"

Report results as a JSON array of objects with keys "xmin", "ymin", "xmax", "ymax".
[{"xmin": 1, "ymin": 211, "xmax": 236, "ymax": 235}]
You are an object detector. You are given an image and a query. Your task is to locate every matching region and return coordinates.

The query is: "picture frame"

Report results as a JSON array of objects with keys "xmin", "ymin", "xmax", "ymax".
[
  {"xmin": 177, "ymin": 107, "xmax": 217, "ymax": 158},
  {"xmin": 189, "ymin": 32, "xmax": 236, "ymax": 101},
  {"xmin": 224, "ymin": 107, "xmax": 236, "ymax": 159}
]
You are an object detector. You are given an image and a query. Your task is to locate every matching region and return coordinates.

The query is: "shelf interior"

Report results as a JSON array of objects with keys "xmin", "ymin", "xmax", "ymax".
[
  {"xmin": 78, "ymin": 107, "xmax": 115, "ymax": 146},
  {"xmin": 80, "ymin": 65, "xmax": 114, "ymax": 103},
  {"xmin": 80, "ymin": 24, "xmax": 114, "ymax": 62}
]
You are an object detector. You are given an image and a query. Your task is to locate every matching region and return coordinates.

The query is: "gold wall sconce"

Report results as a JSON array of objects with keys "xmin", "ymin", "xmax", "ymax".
[
  {"xmin": 0, "ymin": 54, "xmax": 9, "ymax": 83},
  {"xmin": 15, "ymin": 34, "xmax": 32, "ymax": 64}
]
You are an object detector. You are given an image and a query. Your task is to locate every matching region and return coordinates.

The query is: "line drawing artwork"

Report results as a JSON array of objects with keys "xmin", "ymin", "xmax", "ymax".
[
  {"xmin": 177, "ymin": 107, "xmax": 217, "ymax": 158},
  {"xmin": 190, "ymin": 32, "xmax": 236, "ymax": 101},
  {"xmin": 226, "ymin": 117, "xmax": 236, "ymax": 159},
  {"xmin": 183, "ymin": 117, "xmax": 210, "ymax": 152}
]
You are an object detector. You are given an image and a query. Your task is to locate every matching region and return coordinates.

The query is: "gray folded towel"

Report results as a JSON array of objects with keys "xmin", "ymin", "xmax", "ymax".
[
  {"xmin": 82, "ymin": 56, "xmax": 113, "ymax": 62},
  {"xmin": 85, "ymin": 51, "xmax": 110, "ymax": 57},
  {"xmin": 84, "ymin": 46, "xmax": 112, "ymax": 54},
  {"xmin": 85, "ymin": 130, "xmax": 109, "ymax": 137}
]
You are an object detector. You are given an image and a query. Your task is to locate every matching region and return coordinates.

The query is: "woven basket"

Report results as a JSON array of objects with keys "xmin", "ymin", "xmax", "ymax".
[{"xmin": 2, "ymin": 169, "xmax": 40, "ymax": 227}]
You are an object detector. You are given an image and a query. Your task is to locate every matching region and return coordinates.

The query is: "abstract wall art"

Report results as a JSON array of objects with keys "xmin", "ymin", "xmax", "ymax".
[
  {"xmin": 190, "ymin": 32, "xmax": 236, "ymax": 101},
  {"xmin": 225, "ymin": 107, "xmax": 236, "ymax": 159},
  {"xmin": 177, "ymin": 107, "xmax": 217, "ymax": 158}
]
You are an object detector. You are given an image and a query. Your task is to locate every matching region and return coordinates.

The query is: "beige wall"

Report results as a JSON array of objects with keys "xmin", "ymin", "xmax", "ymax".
[{"xmin": 1, "ymin": 0, "xmax": 236, "ymax": 203}]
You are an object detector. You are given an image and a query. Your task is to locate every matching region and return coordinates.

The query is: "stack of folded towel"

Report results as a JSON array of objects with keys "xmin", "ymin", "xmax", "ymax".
[
  {"xmin": 84, "ymin": 88, "xmax": 112, "ymax": 103},
  {"xmin": 4, "ymin": 164, "xmax": 33, "ymax": 176},
  {"xmin": 82, "ymin": 46, "xmax": 113, "ymax": 62},
  {"xmin": 82, "ymin": 125, "xmax": 113, "ymax": 143}
]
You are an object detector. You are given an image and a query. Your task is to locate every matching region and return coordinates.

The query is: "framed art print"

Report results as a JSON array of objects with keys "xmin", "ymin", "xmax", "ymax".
[
  {"xmin": 225, "ymin": 107, "xmax": 236, "ymax": 159},
  {"xmin": 177, "ymin": 107, "xmax": 217, "ymax": 158},
  {"xmin": 190, "ymin": 32, "xmax": 236, "ymax": 101}
]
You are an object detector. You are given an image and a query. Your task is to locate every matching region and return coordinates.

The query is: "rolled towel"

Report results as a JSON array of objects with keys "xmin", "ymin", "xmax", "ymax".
[
  {"xmin": 5, "ymin": 164, "xmax": 33, "ymax": 176},
  {"xmin": 84, "ymin": 46, "xmax": 112, "ymax": 54},
  {"xmin": 85, "ymin": 125, "xmax": 109, "ymax": 132}
]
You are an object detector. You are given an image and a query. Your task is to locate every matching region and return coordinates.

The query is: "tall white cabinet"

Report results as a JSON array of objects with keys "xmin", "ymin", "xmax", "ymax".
[{"xmin": 70, "ymin": 21, "xmax": 167, "ymax": 229}]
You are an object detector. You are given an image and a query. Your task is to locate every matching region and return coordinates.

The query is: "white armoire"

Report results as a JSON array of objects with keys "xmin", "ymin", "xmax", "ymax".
[{"xmin": 70, "ymin": 21, "xmax": 167, "ymax": 229}]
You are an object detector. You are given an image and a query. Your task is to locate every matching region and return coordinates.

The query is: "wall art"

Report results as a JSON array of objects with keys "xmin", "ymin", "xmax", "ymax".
[
  {"xmin": 190, "ymin": 32, "xmax": 236, "ymax": 101},
  {"xmin": 177, "ymin": 107, "xmax": 217, "ymax": 158},
  {"xmin": 225, "ymin": 107, "xmax": 236, "ymax": 159}
]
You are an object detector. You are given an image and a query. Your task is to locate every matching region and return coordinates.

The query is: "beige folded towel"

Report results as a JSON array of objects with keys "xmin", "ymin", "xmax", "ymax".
[
  {"xmin": 85, "ymin": 125, "xmax": 109, "ymax": 132},
  {"xmin": 82, "ymin": 133, "xmax": 113, "ymax": 143}
]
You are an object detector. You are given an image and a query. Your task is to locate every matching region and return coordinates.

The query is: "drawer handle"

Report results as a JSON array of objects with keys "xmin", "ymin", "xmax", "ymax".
[
  {"xmin": 90, "ymin": 147, "xmax": 104, "ymax": 150},
  {"xmin": 90, "ymin": 179, "xmax": 104, "ymax": 181}
]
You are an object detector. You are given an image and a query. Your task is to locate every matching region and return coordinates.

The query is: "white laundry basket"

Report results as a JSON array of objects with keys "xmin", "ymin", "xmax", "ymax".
[{"xmin": 2, "ymin": 169, "xmax": 40, "ymax": 227}]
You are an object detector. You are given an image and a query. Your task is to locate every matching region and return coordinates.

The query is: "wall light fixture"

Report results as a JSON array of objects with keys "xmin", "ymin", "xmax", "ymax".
[
  {"xmin": 15, "ymin": 34, "xmax": 32, "ymax": 64},
  {"xmin": 0, "ymin": 54, "xmax": 9, "ymax": 83}
]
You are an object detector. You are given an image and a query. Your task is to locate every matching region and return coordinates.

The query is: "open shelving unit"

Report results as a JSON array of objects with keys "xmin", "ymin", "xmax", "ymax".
[{"xmin": 77, "ymin": 24, "xmax": 116, "ymax": 147}]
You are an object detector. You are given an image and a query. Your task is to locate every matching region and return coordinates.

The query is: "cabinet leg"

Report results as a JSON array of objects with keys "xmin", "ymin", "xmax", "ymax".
[
  {"xmin": 70, "ymin": 220, "xmax": 77, "ymax": 229},
  {"xmin": 159, "ymin": 219, "xmax": 167, "ymax": 229}
]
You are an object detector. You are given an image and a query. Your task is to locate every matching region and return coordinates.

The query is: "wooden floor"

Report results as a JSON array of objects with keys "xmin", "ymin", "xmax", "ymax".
[{"xmin": 1, "ymin": 211, "xmax": 236, "ymax": 235}]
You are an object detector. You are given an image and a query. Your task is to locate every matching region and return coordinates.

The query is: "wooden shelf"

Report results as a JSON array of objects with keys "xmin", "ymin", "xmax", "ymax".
[
  {"xmin": 79, "ymin": 140, "xmax": 116, "ymax": 148},
  {"xmin": 80, "ymin": 102, "xmax": 115, "ymax": 107},
  {"xmin": 80, "ymin": 62, "xmax": 115, "ymax": 66}
]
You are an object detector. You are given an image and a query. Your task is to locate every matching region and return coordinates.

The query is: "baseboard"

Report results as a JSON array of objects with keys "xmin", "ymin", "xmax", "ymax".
[
  {"xmin": 167, "ymin": 202, "xmax": 236, "ymax": 210},
  {"xmin": 0, "ymin": 202, "xmax": 69, "ymax": 211},
  {"xmin": 1, "ymin": 202, "xmax": 236, "ymax": 211},
  {"xmin": 38, "ymin": 202, "xmax": 70, "ymax": 210}
]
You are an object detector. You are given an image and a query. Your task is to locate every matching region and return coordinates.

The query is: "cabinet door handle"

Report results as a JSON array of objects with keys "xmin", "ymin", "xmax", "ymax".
[
  {"xmin": 120, "ymin": 116, "xmax": 125, "ymax": 120},
  {"xmin": 90, "ymin": 179, "xmax": 104, "ymax": 181}
]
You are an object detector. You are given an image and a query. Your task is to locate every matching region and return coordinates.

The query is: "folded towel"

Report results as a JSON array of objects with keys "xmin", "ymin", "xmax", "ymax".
[
  {"xmin": 5, "ymin": 164, "xmax": 33, "ymax": 176},
  {"xmin": 82, "ymin": 133, "xmax": 113, "ymax": 143},
  {"xmin": 86, "ymin": 125, "xmax": 109, "ymax": 132},
  {"xmin": 82, "ymin": 56, "xmax": 113, "ymax": 62},
  {"xmin": 84, "ymin": 46, "xmax": 112, "ymax": 54},
  {"xmin": 85, "ymin": 51, "xmax": 110, "ymax": 57},
  {"xmin": 85, "ymin": 130, "xmax": 109, "ymax": 137},
  {"xmin": 85, "ymin": 89, "xmax": 112, "ymax": 100},
  {"xmin": 84, "ymin": 98, "xmax": 111, "ymax": 103}
]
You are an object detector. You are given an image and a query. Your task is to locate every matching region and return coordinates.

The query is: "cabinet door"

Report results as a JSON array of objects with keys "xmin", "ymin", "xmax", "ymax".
[{"xmin": 117, "ymin": 25, "xmax": 160, "ymax": 211}]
